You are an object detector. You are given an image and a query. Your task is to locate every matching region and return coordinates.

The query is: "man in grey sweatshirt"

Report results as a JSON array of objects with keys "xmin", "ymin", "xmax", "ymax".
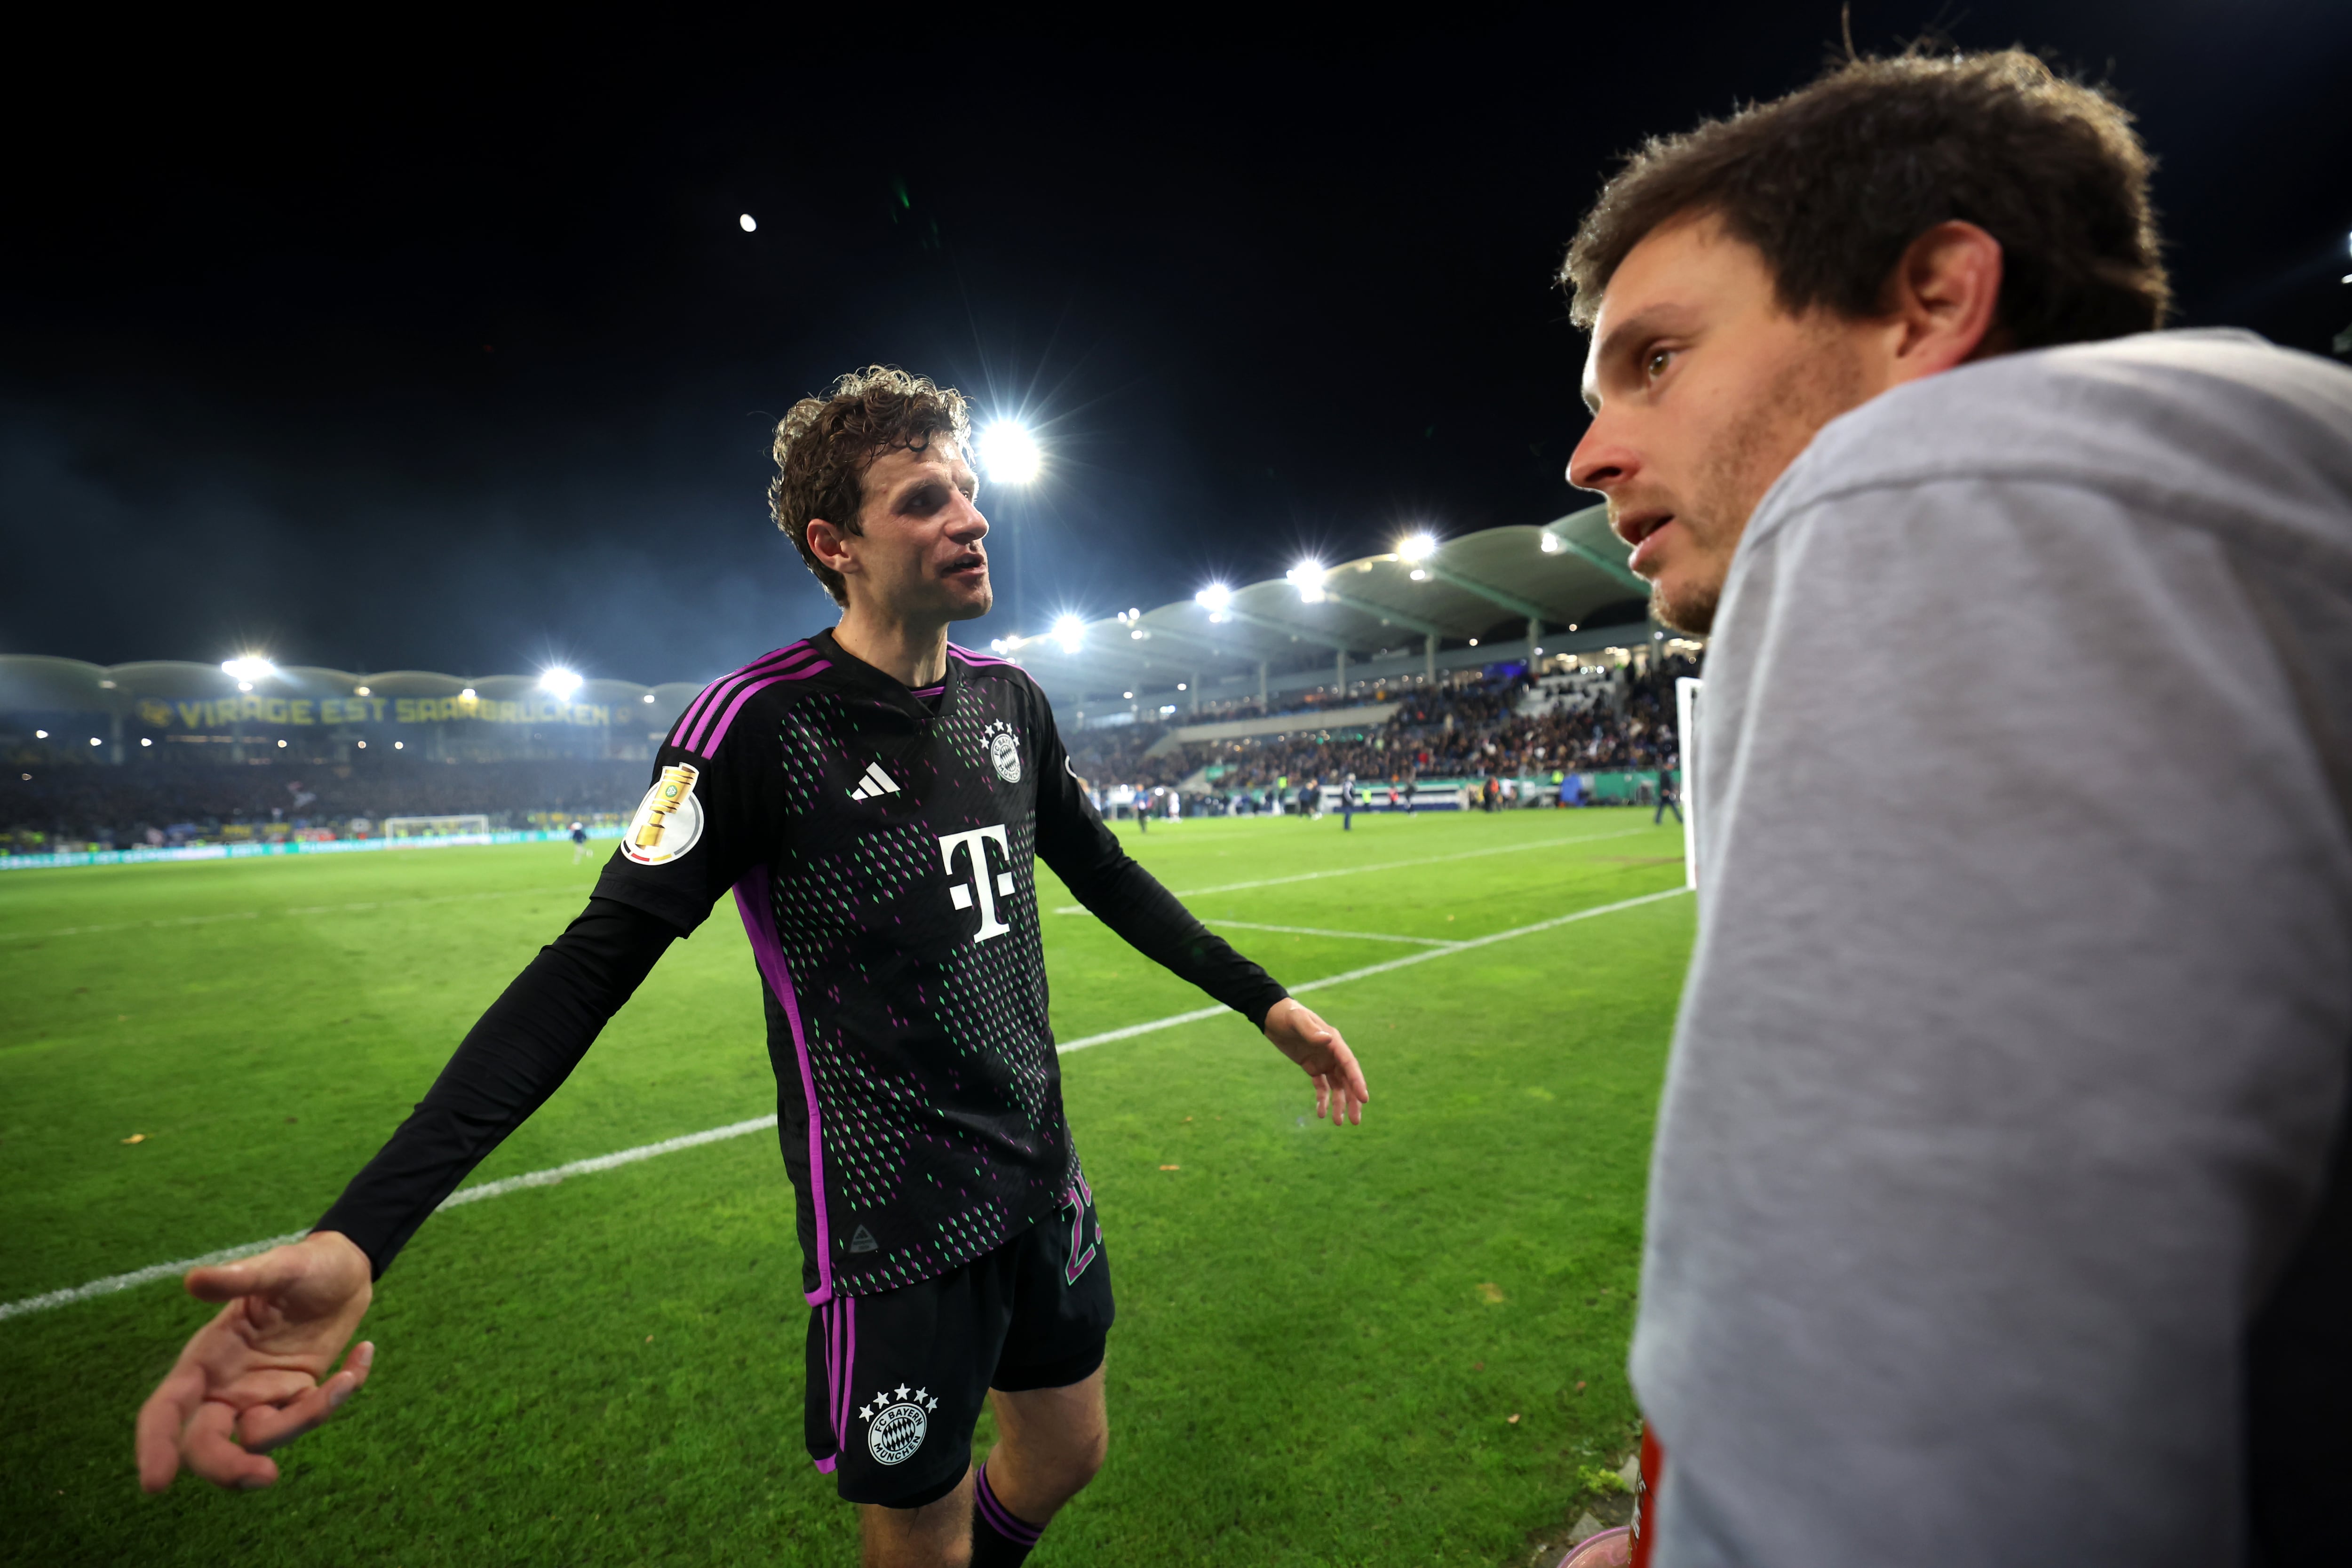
[{"xmin": 1561, "ymin": 48, "xmax": 2351, "ymax": 1568}]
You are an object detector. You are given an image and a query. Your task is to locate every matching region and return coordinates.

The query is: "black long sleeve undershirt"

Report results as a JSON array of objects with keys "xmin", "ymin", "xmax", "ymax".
[
  {"xmin": 1047, "ymin": 847, "xmax": 1290, "ymax": 1030},
  {"xmin": 312, "ymin": 897, "xmax": 679, "ymax": 1277},
  {"xmin": 316, "ymin": 830, "xmax": 1284, "ymax": 1281}
]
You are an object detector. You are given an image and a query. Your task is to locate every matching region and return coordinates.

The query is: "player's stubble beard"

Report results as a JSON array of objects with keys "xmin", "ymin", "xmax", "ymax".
[{"xmin": 1652, "ymin": 328, "xmax": 1872, "ymax": 637}]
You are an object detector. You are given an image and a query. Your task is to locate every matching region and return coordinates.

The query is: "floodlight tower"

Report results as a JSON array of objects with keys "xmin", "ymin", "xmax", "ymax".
[{"xmin": 977, "ymin": 419, "xmax": 1043, "ymax": 628}]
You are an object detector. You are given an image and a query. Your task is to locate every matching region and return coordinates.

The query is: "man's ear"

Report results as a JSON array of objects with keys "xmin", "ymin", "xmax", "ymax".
[
  {"xmin": 805, "ymin": 518, "xmax": 858, "ymax": 579},
  {"xmin": 1885, "ymin": 220, "xmax": 2005, "ymax": 384}
]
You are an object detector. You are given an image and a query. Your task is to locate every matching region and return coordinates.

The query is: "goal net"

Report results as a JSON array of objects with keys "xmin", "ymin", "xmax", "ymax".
[{"xmin": 381, "ymin": 814, "xmax": 491, "ymax": 844}]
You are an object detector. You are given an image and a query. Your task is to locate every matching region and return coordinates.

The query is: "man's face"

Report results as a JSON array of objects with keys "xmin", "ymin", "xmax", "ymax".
[
  {"xmin": 835, "ymin": 439, "xmax": 992, "ymax": 621},
  {"xmin": 1569, "ymin": 215, "xmax": 1873, "ymax": 634}
]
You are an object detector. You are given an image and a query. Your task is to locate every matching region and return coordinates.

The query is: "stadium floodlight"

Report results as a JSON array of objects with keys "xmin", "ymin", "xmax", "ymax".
[
  {"xmin": 1539, "ymin": 533, "xmax": 1563, "ymax": 554},
  {"xmin": 221, "ymin": 655, "xmax": 276, "ymax": 682},
  {"xmin": 1193, "ymin": 583, "xmax": 1232, "ymax": 621},
  {"xmin": 978, "ymin": 421, "xmax": 1043, "ymax": 484},
  {"xmin": 1409, "ymin": 568, "xmax": 1430, "ymax": 582},
  {"xmin": 739, "ymin": 213, "xmax": 757, "ymax": 232},
  {"xmin": 1052, "ymin": 614, "xmax": 1086, "ymax": 654},
  {"xmin": 1122, "ymin": 692, "xmax": 1134, "ymax": 700},
  {"xmin": 89, "ymin": 736, "xmax": 102, "ymax": 746},
  {"xmin": 642, "ymin": 692, "xmax": 656, "ymax": 703},
  {"xmin": 354, "ymin": 685, "xmax": 371, "ymax": 696},
  {"xmin": 394, "ymin": 741, "xmax": 404, "ymax": 749},
  {"xmin": 141, "ymin": 738, "xmax": 151, "ymax": 747},
  {"xmin": 277, "ymin": 739, "xmax": 288, "ymax": 748},
  {"xmin": 34, "ymin": 729, "xmax": 46, "ymax": 739},
  {"xmin": 1287, "ymin": 560, "xmax": 1327, "ymax": 604},
  {"xmin": 1398, "ymin": 532, "xmax": 1436, "ymax": 563},
  {"xmin": 540, "ymin": 667, "xmax": 584, "ymax": 699},
  {"xmin": 460, "ymin": 687, "xmax": 477, "ymax": 700}
]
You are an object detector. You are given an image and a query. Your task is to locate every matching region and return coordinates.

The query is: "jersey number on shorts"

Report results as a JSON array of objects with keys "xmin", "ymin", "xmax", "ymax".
[{"xmin": 1065, "ymin": 1169, "xmax": 1101, "ymax": 1286}]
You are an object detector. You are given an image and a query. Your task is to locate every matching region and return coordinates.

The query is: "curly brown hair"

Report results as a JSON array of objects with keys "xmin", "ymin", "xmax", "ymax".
[
  {"xmin": 770, "ymin": 366, "xmax": 972, "ymax": 606},
  {"xmin": 1562, "ymin": 48, "xmax": 2169, "ymax": 350}
]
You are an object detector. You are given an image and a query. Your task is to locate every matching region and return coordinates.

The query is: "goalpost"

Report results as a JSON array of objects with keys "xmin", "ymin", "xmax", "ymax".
[
  {"xmin": 381, "ymin": 814, "xmax": 492, "ymax": 844},
  {"xmin": 1674, "ymin": 678, "xmax": 1702, "ymax": 891}
]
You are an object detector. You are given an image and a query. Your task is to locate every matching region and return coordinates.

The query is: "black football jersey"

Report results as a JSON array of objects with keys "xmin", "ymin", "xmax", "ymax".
[{"xmin": 596, "ymin": 631, "xmax": 1131, "ymax": 1300}]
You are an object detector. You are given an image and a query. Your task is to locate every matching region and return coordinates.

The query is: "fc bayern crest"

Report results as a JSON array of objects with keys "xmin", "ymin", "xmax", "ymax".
[
  {"xmin": 859, "ymin": 1384, "xmax": 937, "ymax": 1466},
  {"xmin": 983, "ymin": 719, "xmax": 1022, "ymax": 783}
]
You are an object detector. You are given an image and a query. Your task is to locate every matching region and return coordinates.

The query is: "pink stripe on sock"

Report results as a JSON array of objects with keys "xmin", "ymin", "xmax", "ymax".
[{"xmin": 974, "ymin": 1464, "xmax": 1045, "ymax": 1544}]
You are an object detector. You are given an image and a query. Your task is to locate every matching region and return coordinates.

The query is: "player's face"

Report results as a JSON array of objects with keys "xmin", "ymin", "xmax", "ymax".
[
  {"xmin": 849, "ymin": 440, "xmax": 993, "ymax": 621},
  {"xmin": 1568, "ymin": 214, "xmax": 1872, "ymax": 634}
]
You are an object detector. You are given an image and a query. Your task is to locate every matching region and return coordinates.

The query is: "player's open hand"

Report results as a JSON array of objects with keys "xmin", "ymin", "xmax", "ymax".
[
  {"xmin": 135, "ymin": 1230, "xmax": 375, "ymax": 1493},
  {"xmin": 1263, "ymin": 998, "xmax": 1370, "ymax": 1125}
]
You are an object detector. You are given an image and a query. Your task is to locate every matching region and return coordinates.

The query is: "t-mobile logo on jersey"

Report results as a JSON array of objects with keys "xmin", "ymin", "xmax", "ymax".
[{"xmin": 938, "ymin": 825, "xmax": 1018, "ymax": 943}]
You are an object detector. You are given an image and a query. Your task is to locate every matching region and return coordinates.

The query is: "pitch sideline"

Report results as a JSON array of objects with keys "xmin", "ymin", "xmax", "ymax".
[{"xmin": 0, "ymin": 886, "xmax": 1690, "ymax": 1323}]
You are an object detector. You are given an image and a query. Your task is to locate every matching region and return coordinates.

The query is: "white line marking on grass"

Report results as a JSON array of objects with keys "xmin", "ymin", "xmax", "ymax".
[
  {"xmin": 0, "ymin": 1230, "xmax": 316, "ymax": 1322},
  {"xmin": 0, "ymin": 1115, "xmax": 779, "ymax": 1323},
  {"xmin": 1203, "ymin": 919, "xmax": 1457, "ymax": 947},
  {"xmin": 1050, "ymin": 826, "xmax": 1657, "ymax": 913},
  {"xmin": 1055, "ymin": 886, "xmax": 1690, "ymax": 1054},
  {"xmin": 0, "ymin": 885, "xmax": 589, "ymax": 945},
  {"xmin": 2, "ymin": 888, "xmax": 1688, "ymax": 1322}
]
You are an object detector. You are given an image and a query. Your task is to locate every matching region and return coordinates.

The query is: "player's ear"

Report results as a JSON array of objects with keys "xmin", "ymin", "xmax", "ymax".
[{"xmin": 806, "ymin": 518, "xmax": 858, "ymax": 577}]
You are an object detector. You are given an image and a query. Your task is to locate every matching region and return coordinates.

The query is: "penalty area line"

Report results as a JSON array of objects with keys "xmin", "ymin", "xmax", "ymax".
[
  {"xmin": 1, "ymin": 888, "xmax": 1688, "ymax": 1323},
  {"xmin": 1049, "ymin": 824, "xmax": 1658, "ymax": 913},
  {"xmin": 1054, "ymin": 884, "xmax": 1691, "ymax": 1054}
]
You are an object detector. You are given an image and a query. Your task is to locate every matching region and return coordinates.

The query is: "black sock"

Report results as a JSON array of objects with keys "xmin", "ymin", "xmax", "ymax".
[{"xmin": 970, "ymin": 1462, "xmax": 1045, "ymax": 1566}]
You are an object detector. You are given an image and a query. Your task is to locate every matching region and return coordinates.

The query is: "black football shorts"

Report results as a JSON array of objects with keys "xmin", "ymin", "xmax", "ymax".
[{"xmin": 805, "ymin": 1170, "xmax": 1113, "ymax": 1507}]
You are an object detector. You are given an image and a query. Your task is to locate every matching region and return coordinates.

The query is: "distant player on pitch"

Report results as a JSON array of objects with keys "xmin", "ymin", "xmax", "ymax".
[{"xmin": 135, "ymin": 368, "xmax": 1370, "ymax": 1568}]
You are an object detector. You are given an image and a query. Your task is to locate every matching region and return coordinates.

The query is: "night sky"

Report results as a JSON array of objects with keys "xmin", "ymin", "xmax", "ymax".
[{"xmin": 5, "ymin": 3, "xmax": 2346, "ymax": 686}]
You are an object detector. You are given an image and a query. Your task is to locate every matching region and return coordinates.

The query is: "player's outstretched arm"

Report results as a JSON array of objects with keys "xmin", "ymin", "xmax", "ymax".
[
  {"xmin": 135, "ymin": 1229, "xmax": 374, "ymax": 1493},
  {"xmin": 1262, "ymin": 997, "xmax": 1370, "ymax": 1125}
]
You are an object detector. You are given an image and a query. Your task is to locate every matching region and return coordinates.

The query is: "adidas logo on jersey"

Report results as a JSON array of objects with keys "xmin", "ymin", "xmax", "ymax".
[{"xmin": 847, "ymin": 762, "xmax": 901, "ymax": 802}]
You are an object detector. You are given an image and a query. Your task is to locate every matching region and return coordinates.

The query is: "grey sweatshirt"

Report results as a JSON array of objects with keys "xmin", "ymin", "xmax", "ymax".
[{"xmin": 1633, "ymin": 330, "xmax": 2352, "ymax": 1568}]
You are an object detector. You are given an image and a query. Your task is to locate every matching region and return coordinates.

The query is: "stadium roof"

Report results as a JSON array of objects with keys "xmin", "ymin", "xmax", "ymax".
[{"xmin": 992, "ymin": 503, "xmax": 1658, "ymax": 706}]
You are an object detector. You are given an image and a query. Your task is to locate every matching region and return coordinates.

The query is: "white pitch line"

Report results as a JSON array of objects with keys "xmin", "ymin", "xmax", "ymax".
[
  {"xmin": 0, "ymin": 889, "xmax": 1690, "ymax": 1323},
  {"xmin": 1054, "ymin": 886, "xmax": 1690, "ymax": 1053},
  {"xmin": 1051, "ymin": 825, "xmax": 1657, "ymax": 913},
  {"xmin": 1203, "ymin": 919, "xmax": 1457, "ymax": 947},
  {"xmin": 0, "ymin": 1115, "xmax": 782, "ymax": 1323}
]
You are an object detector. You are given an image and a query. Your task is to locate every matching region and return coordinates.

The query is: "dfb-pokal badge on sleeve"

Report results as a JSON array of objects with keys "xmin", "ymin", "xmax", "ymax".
[{"xmin": 622, "ymin": 763, "xmax": 703, "ymax": 865}]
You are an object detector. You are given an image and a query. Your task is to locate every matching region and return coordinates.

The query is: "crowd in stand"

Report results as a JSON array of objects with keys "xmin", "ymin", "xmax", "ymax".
[
  {"xmin": 0, "ymin": 757, "xmax": 645, "ymax": 852},
  {"xmin": 1064, "ymin": 653, "xmax": 1700, "ymax": 806},
  {"xmin": 4, "ymin": 653, "xmax": 1701, "ymax": 850}
]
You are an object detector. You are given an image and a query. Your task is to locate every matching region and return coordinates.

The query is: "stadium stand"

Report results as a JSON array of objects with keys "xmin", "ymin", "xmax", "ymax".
[
  {"xmin": 1066, "ymin": 651, "xmax": 1701, "ymax": 804},
  {"xmin": 2, "ymin": 505, "xmax": 1690, "ymax": 851}
]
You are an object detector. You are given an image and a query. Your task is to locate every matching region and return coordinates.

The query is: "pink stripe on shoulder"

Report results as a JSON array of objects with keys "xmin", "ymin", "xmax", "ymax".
[
  {"xmin": 680, "ymin": 646, "xmax": 818, "ymax": 755},
  {"xmin": 675, "ymin": 643, "xmax": 811, "ymax": 750},
  {"xmin": 946, "ymin": 644, "xmax": 1018, "ymax": 670},
  {"xmin": 690, "ymin": 661, "xmax": 832, "ymax": 756}
]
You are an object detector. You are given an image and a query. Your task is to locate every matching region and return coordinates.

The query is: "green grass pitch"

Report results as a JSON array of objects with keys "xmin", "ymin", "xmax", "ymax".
[{"xmin": 0, "ymin": 808, "xmax": 1692, "ymax": 1566}]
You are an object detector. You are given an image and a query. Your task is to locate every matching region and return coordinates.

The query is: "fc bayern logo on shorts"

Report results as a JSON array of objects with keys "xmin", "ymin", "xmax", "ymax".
[
  {"xmin": 983, "ymin": 719, "xmax": 1022, "ymax": 784},
  {"xmin": 859, "ymin": 1384, "xmax": 937, "ymax": 1466}
]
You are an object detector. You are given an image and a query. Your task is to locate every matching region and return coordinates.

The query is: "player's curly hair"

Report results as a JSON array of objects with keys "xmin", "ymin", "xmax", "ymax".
[
  {"xmin": 771, "ymin": 366, "xmax": 972, "ymax": 606},
  {"xmin": 1562, "ymin": 48, "xmax": 2169, "ymax": 350}
]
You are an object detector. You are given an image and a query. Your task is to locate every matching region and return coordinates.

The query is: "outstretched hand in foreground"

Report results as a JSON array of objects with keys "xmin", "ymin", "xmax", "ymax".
[
  {"xmin": 136, "ymin": 1230, "xmax": 375, "ymax": 1492},
  {"xmin": 1263, "ymin": 998, "xmax": 1371, "ymax": 1125}
]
